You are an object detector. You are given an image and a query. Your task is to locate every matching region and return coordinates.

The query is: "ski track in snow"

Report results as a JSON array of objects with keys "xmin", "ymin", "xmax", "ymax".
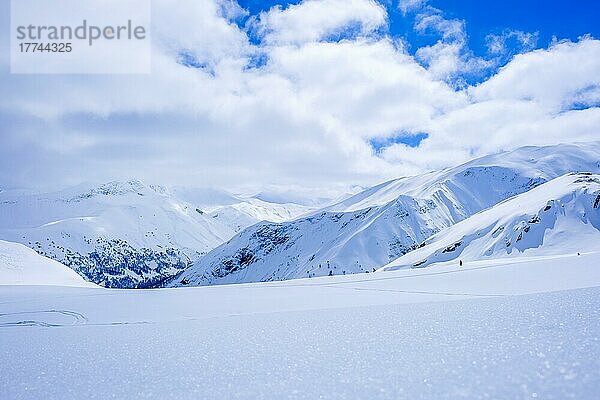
[{"xmin": 0, "ymin": 310, "xmax": 87, "ymax": 327}]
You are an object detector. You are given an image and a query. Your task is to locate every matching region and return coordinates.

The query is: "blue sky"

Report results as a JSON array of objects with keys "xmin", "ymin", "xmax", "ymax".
[
  {"xmin": 399, "ymin": 0, "xmax": 599, "ymax": 50},
  {"xmin": 369, "ymin": 132, "xmax": 429, "ymax": 152},
  {"xmin": 1, "ymin": 0, "xmax": 599, "ymax": 193},
  {"xmin": 238, "ymin": 0, "xmax": 600, "ymax": 83},
  {"xmin": 239, "ymin": 0, "xmax": 600, "ymax": 47}
]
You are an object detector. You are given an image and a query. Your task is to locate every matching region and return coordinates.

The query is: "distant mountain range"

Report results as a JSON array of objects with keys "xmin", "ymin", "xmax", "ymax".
[
  {"xmin": 1, "ymin": 142, "xmax": 599, "ymax": 288},
  {"xmin": 169, "ymin": 142, "xmax": 600, "ymax": 287},
  {"xmin": 0, "ymin": 181, "xmax": 312, "ymax": 288}
]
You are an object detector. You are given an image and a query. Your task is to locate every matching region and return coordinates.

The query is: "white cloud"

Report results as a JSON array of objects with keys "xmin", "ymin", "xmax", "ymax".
[
  {"xmin": 152, "ymin": 0, "xmax": 250, "ymax": 65},
  {"xmin": 252, "ymin": 0, "xmax": 387, "ymax": 45},
  {"xmin": 415, "ymin": 41, "xmax": 492, "ymax": 82},
  {"xmin": 486, "ymin": 30, "xmax": 539, "ymax": 55},
  {"xmin": 398, "ymin": 0, "xmax": 426, "ymax": 15},
  {"xmin": 0, "ymin": 0, "xmax": 599, "ymax": 196},
  {"xmin": 472, "ymin": 38, "xmax": 600, "ymax": 111},
  {"xmin": 414, "ymin": 9, "xmax": 465, "ymax": 41},
  {"xmin": 410, "ymin": 6, "xmax": 492, "ymax": 82},
  {"xmin": 388, "ymin": 38, "xmax": 600, "ymax": 172}
]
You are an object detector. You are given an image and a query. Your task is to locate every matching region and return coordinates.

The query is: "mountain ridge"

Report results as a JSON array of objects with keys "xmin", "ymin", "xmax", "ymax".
[
  {"xmin": 170, "ymin": 142, "xmax": 600, "ymax": 287},
  {"xmin": 0, "ymin": 180, "xmax": 312, "ymax": 288},
  {"xmin": 380, "ymin": 172, "xmax": 600, "ymax": 271}
]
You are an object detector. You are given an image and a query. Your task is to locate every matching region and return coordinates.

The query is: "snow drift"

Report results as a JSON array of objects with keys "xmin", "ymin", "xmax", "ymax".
[{"xmin": 0, "ymin": 240, "xmax": 96, "ymax": 287}]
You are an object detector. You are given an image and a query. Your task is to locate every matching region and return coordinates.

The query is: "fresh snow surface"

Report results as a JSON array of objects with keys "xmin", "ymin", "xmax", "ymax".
[
  {"xmin": 0, "ymin": 240, "xmax": 96, "ymax": 287},
  {"xmin": 381, "ymin": 172, "xmax": 600, "ymax": 271},
  {"xmin": 172, "ymin": 142, "xmax": 600, "ymax": 286},
  {"xmin": 1, "ymin": 253, "xmax": 599, "ymax": 399}
]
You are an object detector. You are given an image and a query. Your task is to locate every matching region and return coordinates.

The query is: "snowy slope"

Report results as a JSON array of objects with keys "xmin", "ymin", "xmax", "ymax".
[
  {"xmin": 327, "ymin": 142, "xmax": 600, "ymax": 212},
  {"xmin": 204, "ymin": 197, "xmax": 313, "ymax": 234},
  {"xmin": 171, "ymin": 142, "xmax": 600, "ymax": 286},
  {"xmin": 0, "ymin": 240, "xmax": 96, "ymax": 287},
  {"xmin": 1, "ymin": 252, "xmax": 599, "ymax": 399},
  {"xmin": 170, "ymin": 186, "xmax": 314, "ymax": 226},
  {"xmin": 380, "ymin": 172, "xmax": 600, "ymax": 271},
  {"xmin": 0, "ymin": 180, "xmax": 311, "ymax": 288}
]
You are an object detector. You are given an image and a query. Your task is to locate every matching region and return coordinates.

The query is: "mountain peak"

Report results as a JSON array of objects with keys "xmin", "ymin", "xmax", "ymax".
[{"xmin": 169, "ymin": 143, "xmax": 600, "ymax": 287}]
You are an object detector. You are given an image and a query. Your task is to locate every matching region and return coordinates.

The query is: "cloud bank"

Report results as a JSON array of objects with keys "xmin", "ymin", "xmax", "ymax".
[{"xmin": 0, "ymin": 0, "xmax": 598, "ymax": 196}]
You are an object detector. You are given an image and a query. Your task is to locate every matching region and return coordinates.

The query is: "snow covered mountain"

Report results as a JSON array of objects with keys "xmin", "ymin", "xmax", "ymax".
[
  {"xmin": 0, "ymin": 180, "xmax": 311, "ymax": 288},
  {"xmin": 203, "ymin": 198, "xmax": 313, "ymax": 234},
  {"xmin": 0, "ymin": 239, "xmax": 96, "ymax": 287},
  {"xmin": 380, "ymin": 172, "xmax": 600, "ymax": 271},
  {"xmin": 170, "ymin": 186, "xmax": 314, "ymax": 226},
  {"xmin": 170, "ymin": 142, "xmax": 600, "ymax": 287}
]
